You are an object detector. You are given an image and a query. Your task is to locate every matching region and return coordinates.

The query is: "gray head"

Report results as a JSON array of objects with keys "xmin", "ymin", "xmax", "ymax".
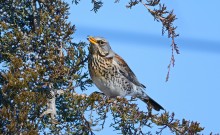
[{"xmin": 87, "ymin": 36, "xmax": 115, "ymax": 58}]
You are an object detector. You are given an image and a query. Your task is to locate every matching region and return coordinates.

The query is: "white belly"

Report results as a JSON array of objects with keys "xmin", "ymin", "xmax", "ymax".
[{"xmin": 92, "ymin": 77, "xmax": 127, "ymax": 98}]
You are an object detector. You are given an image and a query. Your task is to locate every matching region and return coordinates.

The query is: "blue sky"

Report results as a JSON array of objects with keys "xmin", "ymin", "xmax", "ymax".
[{"xmin": 68, "ymin": 0, "xmax": 220, "ymax": 134}]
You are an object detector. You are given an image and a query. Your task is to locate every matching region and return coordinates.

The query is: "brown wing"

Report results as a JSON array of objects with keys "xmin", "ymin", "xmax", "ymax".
[{"xmin": 113, "ymin": 54, "xmax": 146, "ymax": 88}]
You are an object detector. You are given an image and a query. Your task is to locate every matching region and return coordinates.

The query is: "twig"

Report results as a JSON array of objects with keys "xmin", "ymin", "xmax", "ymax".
[
  {"xmin": 140, "ymin": 1, "xmax": 179, "ymax": 81},
  {"xmin": 40, "ymin": 84, "xmax": 64, "ymax": 124}
]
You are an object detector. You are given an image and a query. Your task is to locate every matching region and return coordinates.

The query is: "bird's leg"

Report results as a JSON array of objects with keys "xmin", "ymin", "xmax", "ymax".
[{"xmin": 130, "ymin": 96, "xmax": 138, "ymax": 101}]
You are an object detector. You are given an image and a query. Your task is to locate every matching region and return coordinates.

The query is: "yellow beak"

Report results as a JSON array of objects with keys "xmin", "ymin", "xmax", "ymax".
[{"xmin": 87, "ymin": 36, "xmax": 97, "ymax": 45}]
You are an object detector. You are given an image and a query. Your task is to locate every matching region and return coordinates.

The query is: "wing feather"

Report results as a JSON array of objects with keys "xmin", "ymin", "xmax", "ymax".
[{"xmin": 113, "ymin": 54, "xmax": 146, "ymax": 88}]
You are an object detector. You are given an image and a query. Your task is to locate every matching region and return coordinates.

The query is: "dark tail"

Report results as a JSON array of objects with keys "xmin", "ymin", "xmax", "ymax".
[{"xmin": 141, "ymin": 96, "xmax": 164, "ymax": 111}]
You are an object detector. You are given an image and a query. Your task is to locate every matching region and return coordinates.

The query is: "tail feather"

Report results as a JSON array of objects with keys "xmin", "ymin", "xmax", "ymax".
[{"xmin": 141, "ymin": 96, "xmax": 164, "ymax": 111}]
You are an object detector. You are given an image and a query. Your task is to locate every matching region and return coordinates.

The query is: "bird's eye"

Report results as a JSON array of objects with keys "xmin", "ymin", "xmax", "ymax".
[{"xmin": 98, "ymin": 40, "xmax": 105, "ymax": 45}]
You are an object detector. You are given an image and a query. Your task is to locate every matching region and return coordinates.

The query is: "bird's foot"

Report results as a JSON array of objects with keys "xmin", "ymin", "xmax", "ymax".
[{"xmin": 89, "ymin": 91, "xmax": 105, "ymax": 97}]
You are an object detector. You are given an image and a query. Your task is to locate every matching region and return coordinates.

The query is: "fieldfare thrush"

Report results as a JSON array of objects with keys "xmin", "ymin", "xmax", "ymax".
[{"xmin": 87, "ymin": 36, "xmax": 164, "ymax": 111}]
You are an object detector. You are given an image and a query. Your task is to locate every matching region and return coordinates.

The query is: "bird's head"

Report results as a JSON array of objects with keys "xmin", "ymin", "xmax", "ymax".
[{"xmin": 87, "ymin": 36, "xmax": 115, "ymax": 58}]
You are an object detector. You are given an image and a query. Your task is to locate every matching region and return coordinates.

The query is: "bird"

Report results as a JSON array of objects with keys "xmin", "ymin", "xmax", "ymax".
[{"xmin": 87, "ymin": 36, "xmax": 164, "ymax": 111}]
